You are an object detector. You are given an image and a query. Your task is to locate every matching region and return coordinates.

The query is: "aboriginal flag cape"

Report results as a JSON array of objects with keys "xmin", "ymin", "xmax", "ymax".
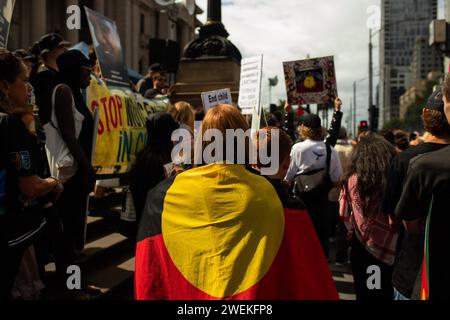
[{"xmin": 135, "ymin": 164, "xmax": 338, "ymax": 300}]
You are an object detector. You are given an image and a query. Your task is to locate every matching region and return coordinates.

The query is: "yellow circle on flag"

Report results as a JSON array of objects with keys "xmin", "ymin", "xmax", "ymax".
[
  {"xmin": 162, "ymin": 164, "xmax": 285, "ymax": 298},
  {"xmin": 304, "ymin": 75, "xmax": 316, "ymax": 89}
]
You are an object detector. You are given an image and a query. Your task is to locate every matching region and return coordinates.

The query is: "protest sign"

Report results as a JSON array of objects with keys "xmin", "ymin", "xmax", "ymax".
[
  {"xmin": 283, "ymin": 56, "xmax": 337, "ymax": 105},
  {"xmin": 87, "ymin": 77, "xmax": 170, "ymax": 176},
  {"xmin": 0, "ymin": 0, "xmax": 15, "ymax": 48},
  {"xmin": 201, "ymin": 88, "xmax": 232, "ymax": 112},
  {"xmin": 85, "ymin": 7, "xmax": 130, "ymax": 87},
  {"xmin": 239, "ymin": 55, "xmax": 263, "ymax": 116}
]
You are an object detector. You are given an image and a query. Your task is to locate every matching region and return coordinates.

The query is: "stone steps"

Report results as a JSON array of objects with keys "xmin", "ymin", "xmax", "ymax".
[{"xmin": 44, "ymin": 196, "xmax": 135, "ymax": 300}]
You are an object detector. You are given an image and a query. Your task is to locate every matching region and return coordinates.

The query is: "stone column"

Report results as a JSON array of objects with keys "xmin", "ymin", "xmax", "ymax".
[
  {"xmin": 158, "ymin": 10, "xmax": 169, "ymax": 40},
  {"xmin": 132, "ymin": 0, "xmax": 140, "ymax": 70},
  {"xmin": 30, "ymin": 0, "xmax": 47, "ymax": 42},
  {"xmin": 207, "ymin": 0, "xmax": 221, "ymax": 22},
  {"xmin": 93, "ymin": 0, "xmax": 105, "ymax": 14}
]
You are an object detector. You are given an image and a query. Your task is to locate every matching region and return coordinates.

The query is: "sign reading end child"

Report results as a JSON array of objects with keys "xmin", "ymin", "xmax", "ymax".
[{"xmin": 201, "ymin": 88, "xmax": 233, "ymax": 112}]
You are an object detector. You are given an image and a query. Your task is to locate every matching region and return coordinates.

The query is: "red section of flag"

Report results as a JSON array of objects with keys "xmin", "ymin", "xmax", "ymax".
[
  {"xmin": 421, "ymin": 253, "xmax": 429, "ymax": 300},
  {"xmin": 135, "ymin": 208, "xmax": 339, "ymax": 300}
]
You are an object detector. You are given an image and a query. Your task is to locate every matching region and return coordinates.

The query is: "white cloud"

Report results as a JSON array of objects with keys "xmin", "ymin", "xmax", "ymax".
[{"xmin": 196, "ymin": 0, "xmax": 383, "ymax": 127}]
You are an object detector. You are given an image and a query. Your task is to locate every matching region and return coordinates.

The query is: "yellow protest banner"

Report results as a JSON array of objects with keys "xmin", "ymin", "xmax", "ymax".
[{"xmin": 87, "ymin": 78, "xmax": 170, "ymax": 175}]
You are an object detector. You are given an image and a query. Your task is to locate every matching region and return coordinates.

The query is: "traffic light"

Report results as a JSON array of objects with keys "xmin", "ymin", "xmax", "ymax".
[{"xmin": 359, "ymin": 120, "xmax": 368, "ymax": 129}]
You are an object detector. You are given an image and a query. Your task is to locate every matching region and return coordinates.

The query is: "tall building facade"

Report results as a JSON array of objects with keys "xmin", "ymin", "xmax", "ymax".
[
  {"xmin": 411, "ymin": 36, "xmax": 443, "ymax": 83},
  {"xmin": 8, "ymin": 0, "xmax": 203, "ymax": 74},
  {"xmin": 379, "ymin": 0, "xmax": 437, "ymax": 127}
]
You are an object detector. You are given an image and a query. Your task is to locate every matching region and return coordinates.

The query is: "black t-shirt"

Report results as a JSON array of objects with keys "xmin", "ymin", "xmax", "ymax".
[
  {"xmin": 31, "ymin": 65, "xmax": 57, "ymax": 125},
  {"xmin": 0, "ymin": 112, "xmax": 46, "ymax": 246},
  {"xmin": 397, "ymin": 146, "xmax": 450, "ymax": 300},
  {"xmin": 0, "ymin": 111, "xmax": 8, "ymax": 244},
  {"xmin": 383, "ymin": 143, "xmax": 448, "ymax": 297},
  {"xmin": 383, "ymin": 143, "xmax": 448, "ymax": 216}
]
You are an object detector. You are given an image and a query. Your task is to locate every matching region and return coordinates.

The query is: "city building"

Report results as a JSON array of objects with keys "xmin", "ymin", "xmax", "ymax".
[
  {"xmin": 399, "ymin": 79, "xmax": 426, "ymax": 120},
  {"xmin": 379, "ymin": 0, "xmax": 437, "ymax": 127},
  {"xmin": 399, "ymin": 70, "xmax": 442, "ymax": 120},
  {"xmin": 399, "ymin": 36, "xmax": 443, "ymax": 121},
  {"xmin": 8, "ymin": 0, "xmax": 203, "ymax": 74},
  {"xmin": 411, "ymin": 36, "xmax": 443, "ymax": 83}
]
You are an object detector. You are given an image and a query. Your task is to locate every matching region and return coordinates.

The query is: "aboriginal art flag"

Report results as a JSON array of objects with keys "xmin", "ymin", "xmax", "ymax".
[{"xmin": 135, "ymin": 164, "xmax": 339, "ymax": 300}]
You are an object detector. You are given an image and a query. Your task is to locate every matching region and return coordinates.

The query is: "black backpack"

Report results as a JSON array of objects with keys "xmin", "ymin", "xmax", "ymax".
[{"xmin": 294, "ymin": 143, "xmax": 334, "ymax": 202}]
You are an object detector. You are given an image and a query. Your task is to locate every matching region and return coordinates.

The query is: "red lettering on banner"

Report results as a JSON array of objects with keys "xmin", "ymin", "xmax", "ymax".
[
  {"xmin": 115, "ymin": 96, "xmax": 123, "ymax": 127},
  {"xmin": 109, "ymin": 97, "xmax": 118, "ymax": 128},
  {"xmin": 100, "ymin": 97, "xmax": 110, "ymax": 133}
]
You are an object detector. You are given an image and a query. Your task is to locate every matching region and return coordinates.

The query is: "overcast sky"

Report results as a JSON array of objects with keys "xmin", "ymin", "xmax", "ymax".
[{"xmin": 196, "ymin": 0, "xmax": 445, "ymax": 129}]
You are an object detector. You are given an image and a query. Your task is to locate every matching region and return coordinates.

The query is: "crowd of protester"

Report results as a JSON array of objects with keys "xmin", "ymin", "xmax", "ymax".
[{"xmin": 1, "ymin": 32, "xmax": 450, "ymax": 301}]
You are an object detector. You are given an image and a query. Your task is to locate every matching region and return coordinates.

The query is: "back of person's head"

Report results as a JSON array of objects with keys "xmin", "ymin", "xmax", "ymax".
[
  {"xmin": 149, "ymin": 63, "xmax": 163, "ymax": 74},
  {"xmin": 267, "ymin": 112, "xmax": 283, "ymax": 128},
  {"xmin": 169, "ymin": 101, "xmax": 195, "ymax": 130},
  {"xmin": 56, "ymin": 49, "xmax": 94, "ymax": 88},
  {"xmin": 255, "ymin": 127, "xmax": 292, "ymax": 177},
  {"xmin": 0, "ymin": 49, "xmax": 22, "ymax": 85},
  {"xmin": 338, "ymin": 127, "xmax": 348, "ymax": 140},
  {"xmin": 394, "ymin": 130, "xmax": 410, "ymax": 151},
  {"xmin": 201, "ymin": 104, "xmax": 250, "ymax": 164},
  {"xmin": 378, "ymin": 128, "xmax": 395, "ymax": 146},
  {"xmin": 344, "ymin": 132, "xmax": 397, "ymax": 215},
  {"xmin": 299, "ymin": 114, "xmax": 324, "ymax": 141},
  {"xmin": 131, "ymin": 112, "xmax": 179, "ymax": 187},
  {"xmin": 146, "ymin": 112, "xmax": 179, "ymax": 148},
  {"xmin": 195, "ymin": 108, "xmax": 205, "ymax": 122},
  {"xmin": 422, "ymin": 88, "xmax": 450, "ymax": 139},
  {"xmin": 202, "ymin": 104, "xmax": 249, "ymax": 134},
  {"xmin": 0, "ymin": 49, "xmax": 24, "ymax": 112}
]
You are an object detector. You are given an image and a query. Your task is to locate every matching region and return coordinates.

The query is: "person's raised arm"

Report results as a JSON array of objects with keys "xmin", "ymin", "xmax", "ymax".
[
  {"xmin": 326, "ymin": 98, "xmax": 343, "ymax": 147},
  {"xmin": 284, "ymin": 102, "xmax": 297, "ymax": 142}
]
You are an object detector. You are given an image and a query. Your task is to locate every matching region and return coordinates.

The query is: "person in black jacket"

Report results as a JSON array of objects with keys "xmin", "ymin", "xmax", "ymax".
[{"xmin": 129, "ymin": 113, "xmax": 179, "ymax": 229}]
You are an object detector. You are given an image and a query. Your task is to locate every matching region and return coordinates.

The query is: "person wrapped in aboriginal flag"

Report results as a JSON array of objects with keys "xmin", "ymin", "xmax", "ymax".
[{"xmin": 135, "ymin": 105, "xmax": 338, "ymax": 300}]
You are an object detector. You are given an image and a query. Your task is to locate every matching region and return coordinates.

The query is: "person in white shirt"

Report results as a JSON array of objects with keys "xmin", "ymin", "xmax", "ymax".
[
  {"xmin": 285, "ymin": 113, "xmax": 343, "ymax": 258},
  {"xmin": 285, "ymin": 114, "xmax": 343, "ymax": 183}
]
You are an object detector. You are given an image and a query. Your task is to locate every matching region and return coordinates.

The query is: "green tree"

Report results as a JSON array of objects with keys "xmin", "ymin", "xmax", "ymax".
[
  {"xmin": 383, "ymin": 118, "xmax": 405, "ymax": 131},
  {"xmin": 403, "ymin": 80, "xmax": 439, "ymax": 132}
]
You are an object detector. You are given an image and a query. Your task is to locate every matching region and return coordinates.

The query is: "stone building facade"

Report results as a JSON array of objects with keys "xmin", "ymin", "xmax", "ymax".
[{"xmin": 8, "ymin": 0, "xmax": 202, "ymax": 74}]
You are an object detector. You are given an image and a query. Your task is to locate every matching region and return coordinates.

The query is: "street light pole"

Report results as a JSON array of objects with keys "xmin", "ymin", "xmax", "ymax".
[
  {"xmin": 269, "ymin": 83, "xmax": 272, "ymax": 105},
  {"xmin": 369, "ymin": 28, "xmax": 374, "ymax": 131},
  {"xmin": 353, "ymin": 81, "xmax": 357, "ymax": 138}
]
